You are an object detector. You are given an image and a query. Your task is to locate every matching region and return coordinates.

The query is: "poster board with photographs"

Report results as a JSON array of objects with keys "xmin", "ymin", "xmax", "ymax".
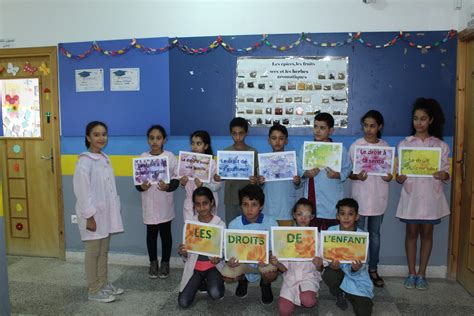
[{"xmin": 235, "ymin": 56, "xmax": 348, "ymax": 129}]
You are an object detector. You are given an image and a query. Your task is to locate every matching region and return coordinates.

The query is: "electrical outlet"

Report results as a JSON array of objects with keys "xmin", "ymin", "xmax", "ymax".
[{"xmin": 71, "ymin": 214, "xmax": 78, "ymax": 224}]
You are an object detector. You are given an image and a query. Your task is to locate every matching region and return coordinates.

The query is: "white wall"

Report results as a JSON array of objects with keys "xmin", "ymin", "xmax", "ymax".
[{"xmin": 0, "ymin": 0, "xmax": 464, "ymax": 48}]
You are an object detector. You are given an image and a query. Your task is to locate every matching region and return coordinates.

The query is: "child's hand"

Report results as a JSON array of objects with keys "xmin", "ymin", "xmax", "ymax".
[
  {"xmin": 303, "ymin": 168, "xmax": 319, "ymax": 178},
  {"xmin": 312, "ymin": 256, "xmax": 323, "ymax": 270},
  {"xmin": 140, "ymin": 181, "xmax": 152, "ymax": 191},
  {"xmin": 214, "ymin": 174, "xmax": 222, "ymax": 182},
  {"xmin": 351, "ymin": 259, "xmax": 362, "ymax": 272},
  {"xmin": 293, "ymin": 175, "xmax": 301, "ymax": 185},
  {"xmin": 86, "ymin": 217, "xmax": 96, "ymax": 232},
  {"xmin": 382, "ymin": 173, "xmax": 393, "ymax": 182},
  {"xmin": 209, "ymin": 257, "xmax": 221, "ymax": 264},
  {"xmin": 227, "ymin": 257, "xmax": 240, "ymax": 268},
  {"xmin": 257, "ymin": 175, "xmax": 266, "ymax": 185},
  {"xmin": 326, "ymin": 167, "xmax": 340, "ymax": 179},
  {"xmin": 329, "ymin": 260, "xmax": 340, "ymax": 270},
  {"xmin": 396, "ymin": 174, "xmax": 407, "ymax": 184},
  {"xmin": 158, "ymin": 180, "xmax": 169, "ymax": 191},
  {"xmin": 433, "ymin": 171, "xmax": 449, "ymax": 181},
  {"xmin": 177, "ymin": 243, "xmax": 188, "ymax": 257},
  {"xmin": 269, "ymin": 255, "xmax": 279, "ymax": 266},
  {"xmin": 249, "ymin": 176, "xmax": 258, "ymax": 184},
  {"xmin": 356, "ymin": 170, "xmax": 368, "ymax": 181},
  {"xmin": 194, "ymin": 178, "xmax": 203, "ymax": 187},
  {"xmin": 179, "ymin": 176, "xmax": 188, "ymax": 187}
]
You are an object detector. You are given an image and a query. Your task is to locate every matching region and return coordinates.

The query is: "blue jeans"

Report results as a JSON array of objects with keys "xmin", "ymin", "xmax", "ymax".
[{"xmin": 357, "ymin": 214, "xmax": 384, "ymax": 272}]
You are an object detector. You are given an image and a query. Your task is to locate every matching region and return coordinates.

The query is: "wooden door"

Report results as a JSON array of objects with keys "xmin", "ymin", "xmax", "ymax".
[
  {"xmin": 455, "ymin": 32, "xmax": 474, "ymax": 295},
  {"xmin": 0, "ymin": 47, "xmax": 64, "ymax": 258}
]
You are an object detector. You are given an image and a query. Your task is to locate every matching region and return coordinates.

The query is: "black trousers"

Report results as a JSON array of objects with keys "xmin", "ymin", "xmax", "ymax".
[
  {"xmin": 146, "ymin": 221, "xmax": 172, "ymax": 262},
  {"xmin": 178, "ymin": 267, "xmax": 225, "ymax": 308},
  {"xmin": 322, "ymin": 268, "xmax": 373, "ymax": 316}
]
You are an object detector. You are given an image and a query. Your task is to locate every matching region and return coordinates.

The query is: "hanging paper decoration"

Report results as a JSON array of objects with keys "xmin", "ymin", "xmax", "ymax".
[
  {"xmin": 38, "ymin": 62, "xmax": 51, "ymax": 75},
  {"xmin": 23, "ymin": 62, "xmax": 38, "ymax": 75},
  {"xmin": 7, "ymin": 63, "xmax": 19, "ymax": 76},
  {"xmin": 58, "ymin": 30, "xmax": 457, "ymax": 60},
  {"xmin": 0, "ymin": 66, "xmax": 4, "ymax": 74},
  {"xmin": 44, "ymin": 88, "xmax": 51, "ymax": 100}
]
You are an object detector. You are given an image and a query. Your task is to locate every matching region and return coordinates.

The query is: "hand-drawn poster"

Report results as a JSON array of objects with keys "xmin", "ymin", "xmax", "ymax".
[
  {"xmin": 271, "ymin": 227, "xmax": 317, "ymax": 261},
  {"xmin": 177, "ymin": 151, "xmax": 212, "ymax": 183},
  {"xmin": 132, "ymin": 156, "xmax": 170, "ymax": 185},
  {"xmin": 258, "ymin": 151, "xmax": 297, "ymax": 181},
  {"xmin": 353, "ymin": 145, "xmax": 395, "ymax": 176},
  {"xmin": 217, "ymin": 151, "xmax": 255, "ymax": 180},
  {"xmin": 225, "ymin": 229, "xmax": 269, "ymax": 264},
  {"xmin": 398, "ymin": 147, "xmax": 441, "ymax": 177},
  {"xmin": 302, "ymin": 141, "xmax": 343, "ymax": 172},
  {"xmin": 321, "ymin": 231, "xmax": 369, "ymax": 263},
  {"xmin": 1, "ymin": 78, "xmax": 41, "ymax": 137},
  {"xmin": 183, "ymin": 220, "xmax": 224, "ymax": 257}
]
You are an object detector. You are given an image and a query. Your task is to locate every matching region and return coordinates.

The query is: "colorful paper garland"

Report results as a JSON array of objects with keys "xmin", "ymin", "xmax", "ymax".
[{"xmin": 58, "ymin": 30, "xmax": 457, "ymax": 59}]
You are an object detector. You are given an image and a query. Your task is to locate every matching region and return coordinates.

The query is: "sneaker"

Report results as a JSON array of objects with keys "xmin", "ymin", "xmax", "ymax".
[
  {"xmin": 103, "ymin": 282, "xmax": 124, "ymax": 295},
  {"xmin": 404, "ymin": 275, "xmax": 417, "ymax": 289},
  {"xmin": 88, "ymin": 290, "xmax": 116, "ymax": 303},
  {"xmin": 149, "ymin": 260, "xmax": 159, "ymax": 279},
  {"xmin": 335, "ymin": 292, "xmax": 348, "ymax": 310},
  {"xmin": 199, "ymin": 279, "xmax": 208, "ymax": 293},
  {"xmin": 159, "ymin": 261, "xmax": 170, "ymax": 279},
  {"xmin": 415, "ymin": 275, "xmax": 428, "ymax": 290},
  {"xmin": 235, "ymin": 278, "xmax": 248, "ymax": 298},
  {"xmin": 260, "ymin": 280, "xmax": 273, "ymax": 305}
]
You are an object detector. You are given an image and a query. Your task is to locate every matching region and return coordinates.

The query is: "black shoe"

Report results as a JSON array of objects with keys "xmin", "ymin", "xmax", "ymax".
[
  {"xmin": 199, "ymin": 280, "xmax": 208, "ymax": 293},
  {"xmin": 235, "ymin": 278, "xmax": 248, "ymax": 298},
  {"xmin": 260, "ymin": 280, "xmax": 273, "ymax": 305},
  {"xmin": 336, "ymin": 292, "xmax": 348, "ymax": 310}
]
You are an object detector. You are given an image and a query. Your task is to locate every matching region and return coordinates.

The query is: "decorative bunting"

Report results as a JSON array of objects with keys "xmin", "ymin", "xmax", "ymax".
[
  {"xmin": 38, "ymin": 62, "xmax": 51, "ymax": 76},
  {"xmin": 58, "ymin": 30, "xmax": 457, "ymax": 60},
  {"xmin": 7, "ymin": 62, "xmax": 19, "ymax": 76},
  {"xmin": 23, "ymin": 62, "xmax": 38, "ymax": 75}
]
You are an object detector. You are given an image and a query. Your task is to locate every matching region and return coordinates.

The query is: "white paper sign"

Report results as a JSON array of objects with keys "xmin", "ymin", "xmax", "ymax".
[
  {"xmin": 75, "ymin": 68, "xmax": 104, "ymax": 92},
  {"xmin": 110, "ymin": 68, "xmax": 140, "ymax": 91}
]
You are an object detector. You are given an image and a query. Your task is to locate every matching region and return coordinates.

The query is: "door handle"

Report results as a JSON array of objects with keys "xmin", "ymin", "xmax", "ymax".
[{"xmin": 41, "ymin": 148, "xmax": 54, "ymax": 173}]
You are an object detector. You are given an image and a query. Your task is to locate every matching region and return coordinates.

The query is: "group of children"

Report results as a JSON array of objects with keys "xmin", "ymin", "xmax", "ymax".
[{"xmin": 73, "ymin": 97, "xmax": 450, "ymax": 315}]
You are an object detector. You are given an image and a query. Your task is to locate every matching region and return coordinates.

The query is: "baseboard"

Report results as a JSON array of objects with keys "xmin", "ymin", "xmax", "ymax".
[{"xmin": 66, "ymin": 251, "xmax": 447, "ymax": 278}]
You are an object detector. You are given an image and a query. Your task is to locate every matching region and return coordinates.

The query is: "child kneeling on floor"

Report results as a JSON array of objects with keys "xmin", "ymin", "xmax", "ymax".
[
  {"xmin": 322, "ymin": 198, "xmax": 374, "ymax": 316},
  {"xmin": 177, "ymin": 187, "xmax": 226, "ymax": 308},
  {"xmin": 223, "ymin": 184, "xmax": 279, "ymax": 305}
]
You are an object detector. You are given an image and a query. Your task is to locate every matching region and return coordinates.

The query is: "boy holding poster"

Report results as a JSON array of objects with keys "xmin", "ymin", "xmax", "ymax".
[
  {"xmin": 299, "ymin": 113, "xmax": 352, "ymax": 230},
  {"xmin": 177, "ymin": 187, "xmax": 226, "ymax": 308},
  {"xmin": 215, "ymin": 117, "xmax": 258, "ymax": 225},
  {"xmin": 257, "ymin": 123, "xmax": 301, "ymax": 225},
  {"xmin": 225, "ymin": 184, "xmax": 278, "ymax": 305},
  {"xmin": 322, "ymin": 198, "xmax": 373, "ymax": 315}
]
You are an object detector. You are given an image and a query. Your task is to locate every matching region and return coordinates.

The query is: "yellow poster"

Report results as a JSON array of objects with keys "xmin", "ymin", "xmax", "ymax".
[
  {"xmin": 398, "ymin": 147, "xmax": 441, "ymax": 177},
  {"xmin": 321, "ymin": 231, "xmax": 369, "ymax": 263},
  {"xmin": 183, "ymin": 220, "xmax": 223, "ymax": 257},
  {"xmin": 224, "ymin": 229, "xmax": 269, "ymax": 264},
  {"xmin": 271, "ymin": 227, "xmax": 317, "ymax": 261}
]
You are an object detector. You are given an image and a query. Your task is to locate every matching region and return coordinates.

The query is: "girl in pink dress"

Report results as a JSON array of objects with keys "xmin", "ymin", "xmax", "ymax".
[
  {"xmin": 349, "ymin": 110, "xmax": 392, "ymax": 287},
  {"xmin": 136, "ymin": 125, "xmax": 179, "ymax": 279},
  {"xmin": 396, "ymin": 98, "xmax": 450, "ymax": 290},
  {"xmin": 179, "ymin": 130, "xmax": 221, "ymax": 221},
  {"xmin": 271, "ymin": 198, "xmax": 323, "ymax": 316}
]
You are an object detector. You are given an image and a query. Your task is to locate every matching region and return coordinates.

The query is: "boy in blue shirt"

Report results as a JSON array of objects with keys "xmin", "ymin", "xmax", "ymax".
[
  {"xmin": 323, "ymin": 198, "xmax": 374, "ymax": 315},
  {"xmin": 256, "ymin": 123, "xmax": 301, "ymax": 226},
  {"xmin": 298, "ymin": 112, "xmax": 352, "ymax": 231},
  {"xmin": 226, "ymin": 184, "xmax": 278, "ymax": 304}
]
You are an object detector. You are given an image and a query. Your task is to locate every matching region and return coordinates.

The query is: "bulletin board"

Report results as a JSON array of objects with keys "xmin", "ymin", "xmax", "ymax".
[
  {"xmin": 58, "ymin": 37, "xmax": 170, "ymax": 136},
  {"xmin": 169, "ymin": 31, "xmax": 456, "ymax": 137}
]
